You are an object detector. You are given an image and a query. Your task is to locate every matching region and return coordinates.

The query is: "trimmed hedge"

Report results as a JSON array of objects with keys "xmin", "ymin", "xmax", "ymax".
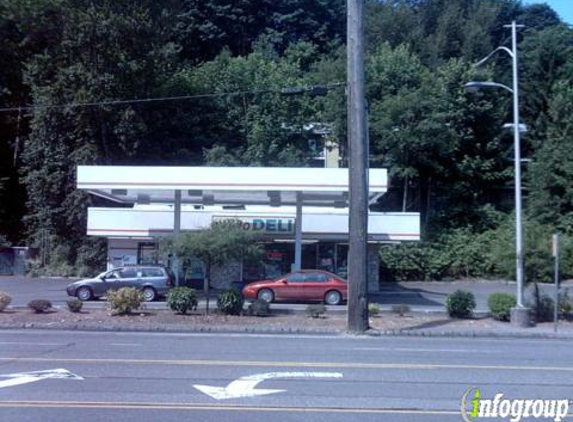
[
  {"xmin": 0, "ymin": 291, "xmax": 11, "ymax": 312},
  {"xmin": 445, "ymin": 290, "xmax": 476, "ymax": 319},
  {"xmin": 107, "ymin": 287, "xmax": 144, "ymax": 315},
  {"xmin": 28, "ymin": 299, "xmax": 52, "ymax": 313},
  {"xmin": 217, "ymin": 288, "xmax": 244, "ymax": 315},
  {"xmin": 488, "ymin": 293, "xmax": 516, "ymax": 321},
  {"xmin": 166, "ymin": 287, "xmax": 198, "ymax": 315}
]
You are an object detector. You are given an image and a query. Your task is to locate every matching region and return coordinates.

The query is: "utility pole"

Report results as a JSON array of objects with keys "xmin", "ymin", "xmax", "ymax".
[{"xmin": 347, "ymin": 0, "xmax": 369, "ymax": 333}]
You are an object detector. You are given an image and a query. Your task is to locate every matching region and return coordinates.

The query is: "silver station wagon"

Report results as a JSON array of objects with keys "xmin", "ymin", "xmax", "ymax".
[{"xmin": 66, "ymin": 265, "xmax": 175, "ymax": 302}]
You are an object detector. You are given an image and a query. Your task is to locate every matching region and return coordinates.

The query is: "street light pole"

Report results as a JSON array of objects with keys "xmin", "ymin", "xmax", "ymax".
[
  {"xmin": 509, "ymin": 21, "xmax": 525, "ymax": 311},
  {"xmin": 465, "ymin": 21, "xmax": 529, "ymax": 327},
  {"xmin": 347, "ymin": 0, "xmax": 369, "ymax": 333}
]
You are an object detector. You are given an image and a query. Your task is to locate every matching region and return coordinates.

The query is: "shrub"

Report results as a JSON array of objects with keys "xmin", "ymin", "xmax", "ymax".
[
  {"xmin": 559, "ymin": 289, "xmax": 573, "ymax": 318},
  {"xmin": 0, "ymin": 291, "xmax": 11, "ymax": 312},
  {"xmin": 166, "ymin": 287, "xmax": 198, "ymax": 315},
  {"xmin": 368, "ymin": 302, "xmax": 380, "ymax": 317},
  {"xmin": 248, "ymin": 299, "xmax": 270, "ymax": 317},
  {"xmin": 531, "ymin": 282, "xmax": 556, "ymax": 323},
  {"xmin": 28, "ymin": 299, "xmax": 52, "ymax": 313},
  {"xmin": 67, "ymin": 298, "xmax": 83, "ymax": 313},
  {"xmin": 488, "ymin": 293, "xmax": 516, "ymax": 321},
  {"xmin": 535, "ymin": 295, "xmax": 555, "ymax": 323},
  {"xmin": 217, "ymin": 288, "xmax": 244, "ymax": 315},
  {"xmin": 306, "ymin": 304, "xmax": 326, "ymax": 318},
  {"xmin": 107, "ymin": 287, "xmax": 144, "ymax": 315},
  {"xmin": 445, "ymin": 290, "xmax": 476, "ymax": 318},
  {"xmin": 391, "ymin": 304, "xmax": 410, "ymax": 317}
]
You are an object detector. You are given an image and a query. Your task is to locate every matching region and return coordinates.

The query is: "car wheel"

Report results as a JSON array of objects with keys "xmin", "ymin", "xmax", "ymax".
[
  {"xmin": 76, "ymin": 286, "xmax": 93, "ymax": 301},
  {"xmin": 324, "ymin": 290, "xmax": 342, "ymax": 305},
  {"xmin": 142, "ymin": 287, "xmax": 157, "ymax": 302},
  {"xmin": 257, "ymin": 289, "xmax": 274, "ymax": 303}
]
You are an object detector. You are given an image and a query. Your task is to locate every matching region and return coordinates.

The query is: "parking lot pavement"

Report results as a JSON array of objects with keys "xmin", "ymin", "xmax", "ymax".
[{"xmin": 0, "ymin": 276, "xmax": 567, "ymax": 313}]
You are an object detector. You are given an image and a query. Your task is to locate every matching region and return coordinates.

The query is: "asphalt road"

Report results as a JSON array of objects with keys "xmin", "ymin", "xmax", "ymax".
[
  {"xmin": 1, "ymin": 275, "xmax": 550, "ymax": 312},
  {"xmin": 0, "ymin": 330, "xmax": 572, "ymax": 421}
]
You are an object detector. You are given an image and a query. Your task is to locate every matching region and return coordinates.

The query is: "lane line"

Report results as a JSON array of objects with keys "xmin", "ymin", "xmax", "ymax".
[
  {"xmin": 109, "ymin": 343, "xmax": 142, "ymax": 347},
  {"xmin": 0, "ymin": 342, "xmax": 65, "ymax": 346},
  {"xmin": 352, "ymin": 347, "xmax": 502, "ymax": 354},
  {"xmin": 0, "ymin": 357, "xmax": 571, "ymax": 372},
  {"xmin": 0, "ymin": 400, "xmax": 461, "ymax": 415}
]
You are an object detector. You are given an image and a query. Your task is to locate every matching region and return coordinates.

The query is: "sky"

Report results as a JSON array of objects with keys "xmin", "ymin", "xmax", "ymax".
[{"xmin": 524, "ymin": 0, "xmax": 573, "ymax": 25}]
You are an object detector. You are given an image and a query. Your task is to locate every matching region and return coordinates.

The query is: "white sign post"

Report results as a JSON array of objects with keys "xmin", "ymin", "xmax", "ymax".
[{"xmin": 553, "ymin": 233, "xmax": 560, "ymax": 333}]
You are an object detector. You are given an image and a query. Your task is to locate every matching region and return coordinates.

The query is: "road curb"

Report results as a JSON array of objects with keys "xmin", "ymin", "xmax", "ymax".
[{"xmin": 1, "ymin": 321, "xmax": 572, "ymax": 340}]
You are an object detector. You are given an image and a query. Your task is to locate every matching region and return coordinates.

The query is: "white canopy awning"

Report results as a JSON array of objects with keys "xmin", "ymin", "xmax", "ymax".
[{"xmin": 77, "ymin": 166, "xmax": 388, "ymax": 207}]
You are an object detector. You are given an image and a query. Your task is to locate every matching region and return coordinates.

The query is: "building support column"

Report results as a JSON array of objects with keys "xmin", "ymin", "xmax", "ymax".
[
  {"xmin": 173, "ymin": 189, "xmax": 181, "ymax": 286},
  {"xmin": 293, "ymin": 191, "xmax": 303, "ymax": 271}
]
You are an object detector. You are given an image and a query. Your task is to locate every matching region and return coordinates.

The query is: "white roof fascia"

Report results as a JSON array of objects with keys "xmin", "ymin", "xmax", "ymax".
[{"xmin": 77, "ymin": 166, "xmax": 387, "ymax": 193}]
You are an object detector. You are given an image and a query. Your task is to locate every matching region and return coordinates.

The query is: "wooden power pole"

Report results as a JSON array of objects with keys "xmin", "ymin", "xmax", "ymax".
[{"xmin": 346, "ymin": 0, "xmax": 369, "ymax": 333}]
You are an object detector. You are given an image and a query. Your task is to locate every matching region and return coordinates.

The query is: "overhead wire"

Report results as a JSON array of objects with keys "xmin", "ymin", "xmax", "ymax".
[{"xmin": 0, "ymin": 82, "xmax": 345, "ymax": 113}]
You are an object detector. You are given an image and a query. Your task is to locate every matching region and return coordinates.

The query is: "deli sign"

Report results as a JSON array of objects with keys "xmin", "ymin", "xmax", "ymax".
[{"xmin": 212, "ymin": 216, "xmax": 295, "ymax": 234}]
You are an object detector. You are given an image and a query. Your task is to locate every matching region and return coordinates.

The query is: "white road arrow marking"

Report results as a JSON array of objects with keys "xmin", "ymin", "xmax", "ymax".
[
  {"xmin": 0, "ymin": 368, "xmax": 83, "ymax": 389},
  {"xmin": 194, "ymin": 371, "xmax": 343, "ymax": 400}
]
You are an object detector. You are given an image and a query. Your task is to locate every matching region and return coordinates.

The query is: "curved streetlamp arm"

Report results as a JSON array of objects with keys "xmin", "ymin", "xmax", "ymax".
[
  {"xmin": 475, "ymin": 46, "xmax": 514, "ymax": 67},
  {"xmin": 464, "ymin": 81, "xmax": 514, "ymax": 94}
]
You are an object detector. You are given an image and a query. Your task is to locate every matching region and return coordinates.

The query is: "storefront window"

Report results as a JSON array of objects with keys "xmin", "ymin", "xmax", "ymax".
[
  {"xmin": 243, "ymin": 244, "xmax": 292, "ymax": 281},
  {"xmin": 302, "ymin": 244, "xmax": 318, "ymax": 269},
  {"xmin": 335, "ymin": 244, "xmax": 348, "ymax": 279},
  {"xmin": 137, "ymin": 243, "xmax": 157, "ymax": 265},
  {"xmin": 184, "ymin": 258, "xmax": 205, "ymax": 281},
  {"xmin": 317, "ymin": 243, "xmax": 335, "ymax": 273}
]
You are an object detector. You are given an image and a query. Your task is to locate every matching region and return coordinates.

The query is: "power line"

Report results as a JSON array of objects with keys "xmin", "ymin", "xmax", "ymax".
[{"xmin": 0, "ymin": 82, "xmax": 345, "ymax": 113}]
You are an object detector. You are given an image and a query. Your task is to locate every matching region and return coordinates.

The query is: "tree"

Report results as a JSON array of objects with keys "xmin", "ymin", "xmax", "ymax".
[
  {"xmin": 367, "ymin": 44, "xmax": 509, "ymax": 232},
  {"xmin": 175, "ymin": 0, "xmax": 345, "ymax": 62},
  {"xmin": 520, "ymin": 24, "xmax": 573, "ymax": 145},
  {"xmin": 163, "ymin": 40, "xmax": 333, "ymax": 166},
  {"xmin": 527, "ymin": 80, "xmax": 573, "ymax": 232},
  {"xmin": 165, "ymin": 220, "xmax": 263, "ymax": 314},
  {"xmin": 21, "ymin": 0, "xmax": 180, "ymax": 265}
]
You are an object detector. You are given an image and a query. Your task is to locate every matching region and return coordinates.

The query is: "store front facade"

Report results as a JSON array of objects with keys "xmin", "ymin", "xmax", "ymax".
[
  {"xmin": 92, "ymin": 204, "xmax": 418, "ymax": 291},
  {"xmin": 77, "ymin": 165, "xmax": 420, "ymax": 292}
]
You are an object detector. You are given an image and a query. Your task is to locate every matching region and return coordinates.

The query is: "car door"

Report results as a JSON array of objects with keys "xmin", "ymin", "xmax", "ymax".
[
  {"xmin": 280, "ymin": 272, "xmax": 305, "ymax": 301},
  {"xmin": 97, "ymin": 269, "xmax": 123, "ymax": 296},
  {"xmin": 140, "ymin": 267, "xmax": 165, "ymax": 292},
  {"xmin": 302, "ymin": 272, "xmax": 329, "ymax": 301},
  {"xmin": 117, "ymin": 267, "xmax": 140, "ymax": 289}
]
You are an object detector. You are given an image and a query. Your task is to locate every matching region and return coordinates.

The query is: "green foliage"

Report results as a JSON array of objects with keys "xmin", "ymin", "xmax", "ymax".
[
  {"xmin": 162, "ymin": 220, "xmax": 263, "ymax": 314},
  {"xmin": 217, "ymin": 288, "xmax": 244, "ymax": 315},
  {"xmin": 107, "ymin": 287, "xmax": 144, "ymax": 316},
  {"xmin": 0, "ymin": 291, "xmax": 12, "ymax": 312},
  {"xmin": 306, "ymin": 303, "xmax": 326, "ymax": 318},
  {"xmin": 166, "ymin": 287, "xmax": 198, "ymax": 315},
  {"xmin": 0, "ymin": 0, "xmax": 571, "ymax": 281},
  {"xmin": 379, "ymin": 242, "xmax": 453, "ymax": 281},
  {"xmin": 487, "ymin": 293, "xmax": 516, "ymax": 321},
  {"xmin": 530, "ymin": 282, "xmax": 555, "ymax": 323},
  {"xmin": 27, "ymin": 299, "xmax": 52, "ymax": 313},
  {"xmin": 381, "ymin": 214, "xmax": 573, "ymax": 283},
  {"xmin": 535, "ymin": 295, "xmax": 555, "ymax": 323},
  {"xmin": 368, "ymin": 302, "xmax": 380, "ymax": 317},
  {"xmin": 66, "ymin": 298, "xmax": 83, "ymax": 313},
  {"xmin": 559, "ymin": 289, "xmax": 573, "ymax": 318},
  {"xmin": 445, "ymin": 290, "xmax": 476, "ymax": 319},
  {"xmin": 248, "ymin": 299, "xmax": 270, "ymax": 317},
  {"xmin": 528, "ymin": 80, "xmax": 573, "ymax": 232}
]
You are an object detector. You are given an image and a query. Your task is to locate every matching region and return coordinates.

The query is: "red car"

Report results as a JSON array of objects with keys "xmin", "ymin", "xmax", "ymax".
[{"xmin": 242, "ymin": 270, "xmax": 348, "ymax": 305}]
